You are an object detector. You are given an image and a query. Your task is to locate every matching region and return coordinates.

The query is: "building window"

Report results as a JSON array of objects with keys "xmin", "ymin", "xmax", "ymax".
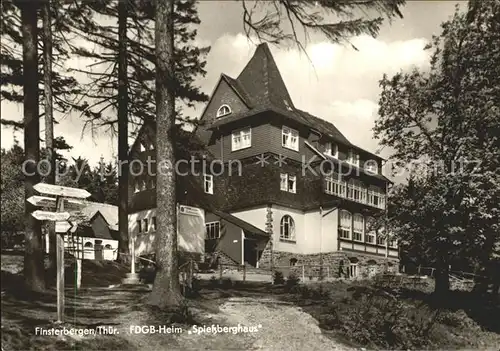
[
  {"xmin": 377, "ymin": 227, "xmax": 386, "ymax": 246},
  {"xmin": 204, "ymin": 174, "xmax": 213, "ymax": 194},
  {"xmin": 282, "ymin": 126, "xmax": 299, "ymax": 151},
  {"xmin": 365, "ymin": 160, "xmax": 378, "ymax": 174},
  {"xmin": 216, "ymin": 104, "xmax": 231, "ymax": 118},
  {"xmin": 347, "ymin": 149, "xmax": 360, "ymax": 166},
  {"xmin": 347, "ymin": 179, "xmax": 366, "ymax": 204},
  {"xmin": 149, "ymin": 178, "xmax": 155, "ymax": 189},
  {"xmin": 368, "ymin": 186, "xmax": 385, "ymax": 209},
  {"xmin": 280, "ymin": 173, "xmax": 287, "ymax": 191},
  {"xmin": 231, "ymin": 128, "xmax": 251, "ymax": 151},
  {"xmin": 280, "ymin": 215, "xmax": 295, "ymax": 241},
  {"xmin": 140, "ymin": 142, "xmax": 146, "ymax": 152},
  {"xmin": 134, "ymin": 180, "xmax": 140, "ymax": 193},
  {"xmin": 143, "ymin": 218, "xmax": 149, "ymax": 233},
  {"xmin": 339, "ymin": 210, "xmax": 351, "ymax": 239},
  {"xmin": 324, "ymin": 142, "xmax": 338, "ymax": 158},
  {"xmin": 365, "ymin": 217, "xmax": 376, "ymax": 244},
  {"xmin": 348, "ymin": 264, "xmax": 358, "ymax": 279},
  {"xmin": 280, "ymin": 173, "xmax": 296, "ymax": 193},
  {"xmin": 136, "ymin": 219, "xmax": 142, "ymax": 233},
  {"xmin": 205, "ymin": 221, "xmax": 220, "ymax": 239},
  {"xmin": 389, "ymin": 239, "xmax": 397, "ymax": 248},
  {"xmin": 377, "ymin": 236, "xmax": 386, "ymax": 246},
  {"xmin": 325, "ymin": 173, "xmax": 346, "ymax": 197},
  {"xmin": 152, "ymin": 216, "xmax": 157, "ymax": 231},
  {"xmin": 353, "ymin": 214, "xmax": 364, "ymax": 242},
  {"xmin": 84, "ymin": 241, "xmax": 93, "ymax": 248}
]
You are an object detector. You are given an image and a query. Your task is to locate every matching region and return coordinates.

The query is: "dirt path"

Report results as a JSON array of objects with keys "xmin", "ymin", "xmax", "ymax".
[
  {"xmin": 8, "ymin": 286, "xmax": 350, "ymax": 351},
  {"xmin": 111, "ymin": 294, "xmax": 352, "ymax": 350},
  {"xmin": 216, "ymin": 297, "xmax": 351, "ymax": 351}
]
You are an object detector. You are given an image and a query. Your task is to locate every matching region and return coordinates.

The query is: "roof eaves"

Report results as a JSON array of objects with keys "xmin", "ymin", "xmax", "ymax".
[
  {"xmin": 304, "ymin": 140, "xmax": 326, "ymax": 160},
  {"xmin": 211, "ymin": 210, "xmax": 269, "ymax": 237}
]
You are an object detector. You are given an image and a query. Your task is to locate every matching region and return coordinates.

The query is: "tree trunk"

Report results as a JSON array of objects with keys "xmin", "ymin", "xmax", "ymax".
[
  {"xmin": 148, "ymin": 0, "xmax": 182, "ymax": 308},
  {"xmin": 117, "ymin": 0, "xmax": 130, "ymax": 264},
  {"xmin": 42, "ymin": 0, "xmax": 57, "ymax": 282},
  {"xmin": 21, "ymin": 2, "xmax": 45, "ymax": 292}
]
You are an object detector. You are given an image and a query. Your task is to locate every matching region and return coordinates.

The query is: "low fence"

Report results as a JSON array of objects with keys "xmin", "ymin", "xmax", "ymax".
[{"xmin": 210, "ymin": 263, "xmax": 380, "ymax": 282}]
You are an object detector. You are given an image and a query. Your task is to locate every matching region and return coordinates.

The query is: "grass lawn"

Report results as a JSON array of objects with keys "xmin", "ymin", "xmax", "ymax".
[{"xmin": 2, "ymin": 254, "xmax": 499, "ymax": 351}]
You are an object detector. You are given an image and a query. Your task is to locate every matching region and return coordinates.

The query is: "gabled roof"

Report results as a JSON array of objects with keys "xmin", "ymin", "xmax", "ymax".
[
  {"xmin": 80, "ymin": 201, "xmax": 118, "ymax": 231},
  {"xmin": 211, "ymin": 209, "xmax": 269, "ymax": 238},
  {"xmin": 207, "ymin": 42, "xmax": 382, "ymax": 160}
]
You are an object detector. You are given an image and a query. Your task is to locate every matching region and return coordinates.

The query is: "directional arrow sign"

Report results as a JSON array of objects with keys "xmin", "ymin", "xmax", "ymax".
[
  {"xmin": 27, "ymin": 195, "xmax": 85, "ymax": 210},
  {"xmin": 55, "ymin": 221, "xmax": 78, "ymax": 233},
  {"xmin": 32, "ymin": 210, "xmax": 70, "ymax": 221},
  {"xmin": 33, "ymin": 183, "xmax": 91, "ymax": 199}
]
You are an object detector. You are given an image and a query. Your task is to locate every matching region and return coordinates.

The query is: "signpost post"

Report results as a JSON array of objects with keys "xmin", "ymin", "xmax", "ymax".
[{"xmin": 27, "ymin": 183, "xmax": 90, "ymax": 323}]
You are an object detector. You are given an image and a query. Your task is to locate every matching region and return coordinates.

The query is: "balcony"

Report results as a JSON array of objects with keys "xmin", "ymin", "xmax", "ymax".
[{"xmin": 325, "ymin": 177, "xmax": 386, "ymax": 210}]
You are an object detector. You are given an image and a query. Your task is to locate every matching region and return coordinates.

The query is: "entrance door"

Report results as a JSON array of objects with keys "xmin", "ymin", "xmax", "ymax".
[
  {"xmin": 94, "ymin": 240, "xmax": 104, "ymax": 261},
  {"xmin": 243, "ymin": 238, "xmax": 258, "ymax": 267}
]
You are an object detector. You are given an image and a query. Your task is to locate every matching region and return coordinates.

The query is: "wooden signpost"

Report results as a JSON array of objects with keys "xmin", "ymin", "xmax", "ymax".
[
  {"xmin": 55, "ymin": 221, "xmax": 78, "ymax": 234},
  {"xmin": 27, "ymin": 183, "xmax": 91, "ymax": 323},
  {"xmin": 32, "ymin": 210, "xmax": 70, "ymax": 222},
  {"xmin": 27, "ymin": 195, "xmax": 85, "ymax": 210}
]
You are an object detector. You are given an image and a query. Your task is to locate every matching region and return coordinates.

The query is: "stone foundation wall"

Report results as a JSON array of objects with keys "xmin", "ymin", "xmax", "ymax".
[{"xmin": 258, "ymin": 248, "xmax": 399, "ymax": 279}]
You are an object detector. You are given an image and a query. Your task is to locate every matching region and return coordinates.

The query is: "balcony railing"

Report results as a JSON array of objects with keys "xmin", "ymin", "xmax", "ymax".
[{"xmin": 325, "ymin": 177, "xmax": 386, "ymax": 210}]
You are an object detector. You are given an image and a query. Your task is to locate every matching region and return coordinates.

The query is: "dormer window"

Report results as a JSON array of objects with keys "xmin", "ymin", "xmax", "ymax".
[
  {"xmin": 324, "ymin": 142, "xmax": 338, "ymax": 158},
  {"xmin": 140, "ymin": 142, "xmax": 146, "ymax": 152},
  {"xmin": 347, "ymin": 149, "xmax": 360, "ymax": 167},
  {"xmin": 216, "ymin": 104, "xmax": 231, "ymax": 118}
]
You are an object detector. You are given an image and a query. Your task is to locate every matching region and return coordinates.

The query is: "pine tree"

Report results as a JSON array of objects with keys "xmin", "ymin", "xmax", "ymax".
[
  {"xmin": 41, "ymin": 0, "xmax": 57, "ymax": 278},
  {"xmin": 1, "ymin": 1, "xmax": 86, "ymax": 128},
  {"xmin": 18, "ymin": 0, "xmax": 45, "ymax": 292},
  {"xmin": 117, "ymin": 0, "xmax": 129, "ymax": 261},
  {"xmin": 149, "ymin": 0, "xmax": 181, "ymax": 307}
]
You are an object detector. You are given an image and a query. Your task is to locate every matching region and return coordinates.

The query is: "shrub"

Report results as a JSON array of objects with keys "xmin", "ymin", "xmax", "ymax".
[
  {"xmin": 273, "ymin": 271, "xmax": 285, "ymax": 285},
  {"xmin": 311, "ymin": 284, "xmax": 330, "ymax": 300},
  {"xmin": 333, "ymin": 289, "xmax": 439, "ymax": 349},
  {"xmin": 208, "ymin": 275, "xmax": 218, "ymax": 288},
  {"xmin": 318, "ymin": 305, "xmax": 340, "ymax": 330},
  {"xmin": 220, "ymin": 277, "xmax": 233, "ymax": 289},
  {"xmin": 285, "ymin": 273, "xmax": 300, "ymax": 291},
  {"xmin": 169, "ymin": 302, "xmax": 196, "ymax": 325}
]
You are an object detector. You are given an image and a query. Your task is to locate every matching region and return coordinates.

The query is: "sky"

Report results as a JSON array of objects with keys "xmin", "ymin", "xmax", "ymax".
[{"xmin": 1, "ymin": 0, "xmax": 466, "ymax": 170}]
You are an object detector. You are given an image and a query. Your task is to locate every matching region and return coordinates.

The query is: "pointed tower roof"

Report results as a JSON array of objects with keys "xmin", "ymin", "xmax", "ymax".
[
  {"xmin": 209, "ymin": 43, "xmax": 386, "ymax": 164},
  {"xmin": 236, "ymin": 43, "xmax": 294, "ymax": 111}
]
